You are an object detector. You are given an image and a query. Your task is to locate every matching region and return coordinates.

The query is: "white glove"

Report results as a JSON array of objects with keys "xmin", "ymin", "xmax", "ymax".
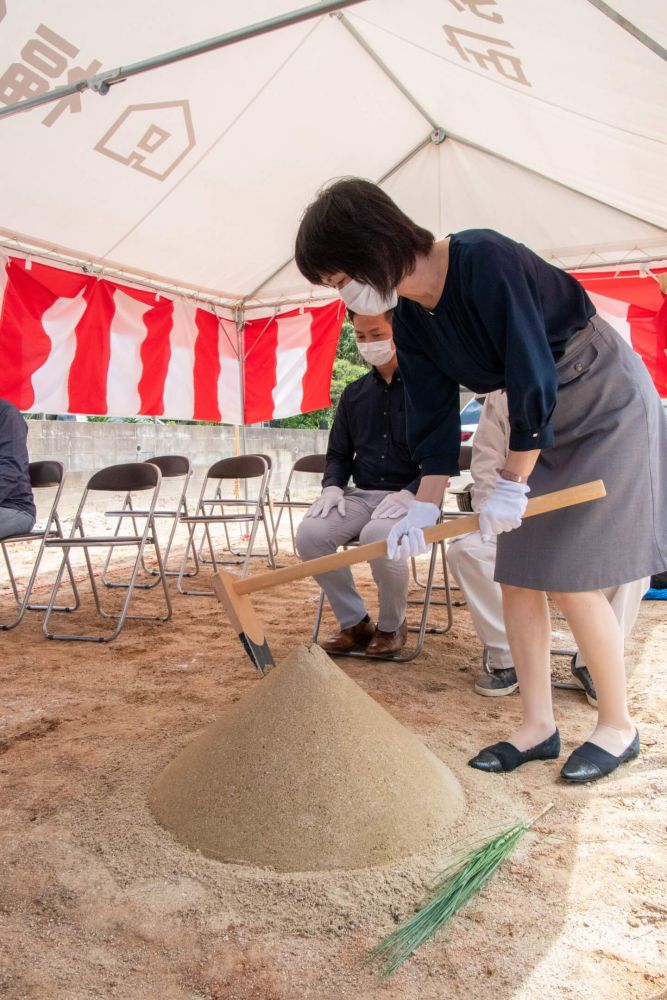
[
  {"xmin": 386, "ymin": 500, "xmax": 440, "ymax": 561},
  {"xmin": 478, "ymin": 476, "xmax": 530, "ymax": 542},
  {"xmin": 307, "ymin": 485, "xmax": 347, "ymax": 519},
  {"xmin": 371, "ymin": 489, "xmax": 416, "ymax": 520}
]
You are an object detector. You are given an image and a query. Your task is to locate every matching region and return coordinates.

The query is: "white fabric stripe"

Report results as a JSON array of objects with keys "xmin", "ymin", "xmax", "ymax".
[
  {"xmin": 162, "ymin": 298, "xmax": 197, "ymax": 419},
  {"xmin": 106, "ymin": 290, "xmax": 151, "ymax": 416},
  {"xmin": 0, "ymin": 254, "xmax": 8, "ymax": 315},
  {"xmin": 588, "ymin": 291, "xmax": 632, "ymax": 344},
  {"xmin": 31, "ymin": 289, "xmax": 88, "ymax": 413},
  {"xmin": 218, "ymin": 317, "xmax": 242, "ymax": 424},
  {"xmin": 271, "ymin": 312, "xmax": 312, "ymax": 419}
]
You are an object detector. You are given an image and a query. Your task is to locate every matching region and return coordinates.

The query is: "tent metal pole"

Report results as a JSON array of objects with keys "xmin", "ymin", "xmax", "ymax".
[
  {"xmin": 566, "ymin": 255, "xmax": 667, "ymax": 271},
  {"xmin": 0, "ymin": 0, "xmax": 367, "ymax": 121},
  {"xmin": 335, "ymin": 13, "xmax": 439, "ymax": 128},
  {"xmin": 246, "ymin": 133, "xmax": 434, "ymax": 300},
  {"xmin": 250, "ymin": 9, "xmax": 666, "ymax": 301},
  {"xmin": 234, "ymin": 306, "xmax": 247, "ymax": 446},
  {"xmin": 335, "ymin": 11, "xmax": 665, "ymax": 230},
  {"xmin": 584, "ymin": 1, "xmax": 667, "ymax": 62}
]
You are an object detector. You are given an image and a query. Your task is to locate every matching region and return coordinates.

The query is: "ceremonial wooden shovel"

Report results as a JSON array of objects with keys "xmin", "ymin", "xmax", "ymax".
[{"xmin": 212, "ymin": 480, "xmax": 606, "ymax": 676}]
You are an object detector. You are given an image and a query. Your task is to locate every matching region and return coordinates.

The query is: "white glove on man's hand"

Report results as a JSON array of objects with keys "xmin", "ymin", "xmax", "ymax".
[
  {"xmin": 371, "ymin": 489, "xmax": 416, "ymax": 520},
  {"xmin": 478, "ymin": 476, "xmax": 530, "ymax": 542},
  {"xmin": 307, "ymin": 485, "xmax": 347, "ymax": 519},
  {"xmin": 386, "ymin": 500, "xmax": 440, "ymax": 561}
]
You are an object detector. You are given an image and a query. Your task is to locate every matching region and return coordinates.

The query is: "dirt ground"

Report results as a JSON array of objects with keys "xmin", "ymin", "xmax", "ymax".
[{"xmin": 0, "ymin": 508, "xmax": 665, "ymax": 1000}]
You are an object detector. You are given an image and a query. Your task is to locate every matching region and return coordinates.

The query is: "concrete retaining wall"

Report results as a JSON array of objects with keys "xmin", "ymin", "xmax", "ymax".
[{"xmin": 26, "ymin": 421, "xmax": 330, "ymax": 498}]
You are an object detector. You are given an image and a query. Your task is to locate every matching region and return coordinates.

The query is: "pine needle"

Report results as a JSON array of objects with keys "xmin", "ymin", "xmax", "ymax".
[{"xmin": 368, "ymin": 803, "xmax": 554, "ymax": 977}]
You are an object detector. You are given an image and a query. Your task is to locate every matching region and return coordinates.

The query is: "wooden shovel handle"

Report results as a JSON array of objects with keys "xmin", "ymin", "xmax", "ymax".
[{"xmin": 233, "ymin": 480, "xmax": 605, "ymax": 597}]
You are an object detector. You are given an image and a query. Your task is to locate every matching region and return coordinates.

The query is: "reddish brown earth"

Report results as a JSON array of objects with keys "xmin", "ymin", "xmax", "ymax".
[{"xmin": 0, "ymin": 522, "xmax": 665, "ymax": 1000}]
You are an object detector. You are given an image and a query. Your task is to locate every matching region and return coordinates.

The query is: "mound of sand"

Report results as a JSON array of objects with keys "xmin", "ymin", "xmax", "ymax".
[{"xmin": 149, "ymin": 644, "xmax": 464, "ymax": 871}]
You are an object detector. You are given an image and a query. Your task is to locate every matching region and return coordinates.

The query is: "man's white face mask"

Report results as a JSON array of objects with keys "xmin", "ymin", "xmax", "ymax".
[
  {"xmin": 338, "ymin": 279, "xmax": 398, "ymax": 316},
  {"xmin": 356, "ymin": 339, "xmax": 396, "ymax": 366}
]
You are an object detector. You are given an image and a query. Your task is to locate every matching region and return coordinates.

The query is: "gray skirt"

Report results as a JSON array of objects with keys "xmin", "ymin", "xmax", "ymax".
[{"xmin": 495, "ymin": 314, "xmax": 667, "ymax": 591}]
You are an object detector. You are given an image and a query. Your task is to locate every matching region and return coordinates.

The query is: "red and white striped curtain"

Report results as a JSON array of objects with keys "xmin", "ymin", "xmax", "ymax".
[
  {"xmin": 0, "ymin": 254, "xmax": 345, "ymax": 423},
  {"xmin": 0, "ymin": 254, "xmax": 664, "ymax": 423}
]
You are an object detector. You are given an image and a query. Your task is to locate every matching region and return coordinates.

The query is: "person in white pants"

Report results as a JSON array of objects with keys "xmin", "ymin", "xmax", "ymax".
[{"xmin": 447, "ymin": 391, "xmax": 649, "ymax": 702}]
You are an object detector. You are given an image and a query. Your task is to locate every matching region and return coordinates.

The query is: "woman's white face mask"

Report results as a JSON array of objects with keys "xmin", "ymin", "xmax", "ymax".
[
  {"xmin": 356, "ymin": 339, "xmax": 396, "ymax": 366},
  {"xmin": 338, "ymin": 279, "xmax": 398, "ymax": 316}
]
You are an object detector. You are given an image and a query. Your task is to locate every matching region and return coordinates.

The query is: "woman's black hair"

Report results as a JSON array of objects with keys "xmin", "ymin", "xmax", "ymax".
[{"xmin": 295, "ymin": 178, "xmax": 434, "ymax": 296}]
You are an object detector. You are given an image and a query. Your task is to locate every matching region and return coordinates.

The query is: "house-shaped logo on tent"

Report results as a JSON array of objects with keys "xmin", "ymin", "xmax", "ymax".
[{"xmin": 94, "ymin": 100, "xmax": 195, "ymax": 181}]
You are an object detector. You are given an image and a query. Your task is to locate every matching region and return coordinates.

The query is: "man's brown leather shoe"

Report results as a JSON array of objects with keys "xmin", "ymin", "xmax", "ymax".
[
  {"xmin": 319, "ymin": 618, "xmax": 375, "ymax": 653},
  {"xmin": 365, "ymin": 619, "xmax": 408, "ymax": 658}
]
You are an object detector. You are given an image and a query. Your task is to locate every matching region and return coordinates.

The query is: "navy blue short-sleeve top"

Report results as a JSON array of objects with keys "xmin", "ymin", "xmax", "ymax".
[{"xmin": 392, "ymin": 229, "xmax": 595, "ymax": 476}]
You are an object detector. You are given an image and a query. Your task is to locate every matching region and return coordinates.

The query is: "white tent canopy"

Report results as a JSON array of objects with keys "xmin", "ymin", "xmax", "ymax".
[{"xmin": 1, "ymin": 0, "xmax": 666, "ymax": 312}]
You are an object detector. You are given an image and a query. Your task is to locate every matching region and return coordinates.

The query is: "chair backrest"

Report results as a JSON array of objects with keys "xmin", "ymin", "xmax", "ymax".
[
  {"xmin": 29, "ymin": 460, "xmax": 65, "ymax": 489},
  {"xmin": 255, "ymin": 452, "xmax": 273, "ymax": 470},
  {"xmin": 146, "ymin": 455, "xmax": 191, "ymax": 478},
  {"xmin": 207, "ymin": 455, "xmax": 268, "ymax": 481},
  {"xmin": 87, "ymin": 462, "xmax": 161, "ymax": 492},
  {"xmin": 293, "ymin": 454, "xmax": 327, "ymax": 475}
]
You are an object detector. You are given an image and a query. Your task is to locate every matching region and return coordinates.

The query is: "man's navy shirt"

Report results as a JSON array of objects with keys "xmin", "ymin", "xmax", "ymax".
[
  {"xmin": 393, "ymin": 229, "xmax": 595, "ymax": 476},
  {"xmin": 0, "ymin": 399, "xmax": 35, "ymax": 516},
  {"xmin": 322, "ymin": 367, "xmax": 421, "ymax": 493}
]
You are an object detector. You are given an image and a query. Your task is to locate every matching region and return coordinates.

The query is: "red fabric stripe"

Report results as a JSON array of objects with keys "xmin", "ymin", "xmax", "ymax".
[
  {"xmin": 136, "ymin": 292, "xmax": 174, "ymax": 416},
  {"xmin": 193, "ymin": 308, "xmax": 222, "ymax": 422},
  {"xmin": 301, "ymin": 300, "xmax": 344, "ymax": 414},
  {"xmin": 67, "ymin": 280, "xmax": 115, "ymax": 414},
  {"xmin": 243, "ymin": 315, "xmax": 279, "ymax": 424},
  {"xmin": 573, "ymin": 268, "xmax": 667, "ymax": 312},
  {"xmin": 0, "ymin": 260, "xmax": 60, "ymax": 408},
  {"xmin": 0, "ymin": 258, "xmax": 92, "ymax": 409},
  {"xmin": 628, "ymin": 300, "xmax": 667, "ymax": 397}
]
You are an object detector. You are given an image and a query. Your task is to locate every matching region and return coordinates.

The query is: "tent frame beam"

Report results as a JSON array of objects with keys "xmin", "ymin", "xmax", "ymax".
[
  {"xmin": 246, "ymin": 132, "xmax": 436, "ymax": 301},
  {"xmin": 584, "ymin": 1, "xmax": 667, "ymax": 62},
  {"xmin": 250, "ymin": 11, "xmax": 666, "ymax": 301},
  {"xmin": 336, "ymin": 11, "xmax": 664, "ymax": 231},
  {"xmin": 335, "ymin": 12, "xmax": 440, "ymax": 129},
  {"xmin": 0, "ymin": 0, "xmax": 366, "ymax": 121}
]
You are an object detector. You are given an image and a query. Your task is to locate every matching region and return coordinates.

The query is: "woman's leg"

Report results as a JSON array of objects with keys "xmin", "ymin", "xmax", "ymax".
[
  {"xmin": 548, "ymin": 589, "xmax": 635, "ymax": 755},
  {"xmin": 500, "ymin": 583, "xmax": 556, "ymax": 750}
]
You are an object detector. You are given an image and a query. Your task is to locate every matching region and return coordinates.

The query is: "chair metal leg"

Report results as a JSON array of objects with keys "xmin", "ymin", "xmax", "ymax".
[
  {"xmin": 147, "ymin": 498, "xmax": 199, "ymax": 578},
  {"xmin": 177, "ymin": 521, "xmax": 221, "ymax": 596},
  {"xmin": 44, "ymin": 531, "xmax": 171, "ymax": 642},
  {"xmin": 312, "ymin": 540, "xmax": 454, "ymax": 662}
]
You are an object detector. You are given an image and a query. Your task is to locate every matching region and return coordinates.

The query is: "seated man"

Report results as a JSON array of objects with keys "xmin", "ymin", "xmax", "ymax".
[
  {"xmin": 0, "ymin": 398, "xmax": 36, "ymax": 540},
  {"xmin": 447, "ymin": 390, "xmax": 650, "ymax": 702},
  {"xmin": 296, "ymin": 308, "xmax": 422, "ymax": 658}
]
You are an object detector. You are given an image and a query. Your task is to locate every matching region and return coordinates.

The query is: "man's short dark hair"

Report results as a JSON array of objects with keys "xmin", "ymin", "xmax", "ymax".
[
  {"xmin": 346, "ymin": 307, "xmax": 394, "ymax": 324},
  {"xmin": 295, "ymin": 178, "xmax": 434, "ymax": 297}
]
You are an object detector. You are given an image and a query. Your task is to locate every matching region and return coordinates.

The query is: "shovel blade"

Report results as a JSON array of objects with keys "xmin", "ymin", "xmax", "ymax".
[{"xmin": 212, "ymin": 570, "xmax": 276, "ymax": 677}]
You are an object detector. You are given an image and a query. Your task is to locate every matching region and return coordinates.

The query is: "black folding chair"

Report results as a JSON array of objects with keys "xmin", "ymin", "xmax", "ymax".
[
  {"xmin": 271, "ymin": 454, "xmax": 327, "ymax": 555},
  {"xmin": 101, "ymin": 454, "xmax": 197, "ymax": 588},
  {"xmin": 199, "ymin": 452, "xmax": 278, "ymax": 564},
  {"xmin": 43, "ymin": 462, "xmax": 171, "ymax": 642},
  {"xmin": 177, "ymin": 454, "xmax": 274, "ymax": 594},
  {"xmin": 0, "ymin": 460, "xmax": 79, "ymax": 630}
]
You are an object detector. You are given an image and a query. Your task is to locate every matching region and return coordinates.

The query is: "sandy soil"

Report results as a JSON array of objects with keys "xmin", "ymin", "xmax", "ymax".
[{"xmin": 0, "ymin": 512, "xmax": 665, "ymax": 1000}]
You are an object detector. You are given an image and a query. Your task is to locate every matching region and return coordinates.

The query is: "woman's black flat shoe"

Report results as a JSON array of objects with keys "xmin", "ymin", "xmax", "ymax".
[
  {"xmin": 560, "ymin": 730, "xmax": 639, "ymax": 783},
  {"xmin": 468, "ymin": 729, "xmax": 560, "ymax": 773}
]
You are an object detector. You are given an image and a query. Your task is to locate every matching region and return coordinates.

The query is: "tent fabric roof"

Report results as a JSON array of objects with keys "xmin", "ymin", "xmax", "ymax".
[{"xmin": 1, "ymin": 1, "xmax": 665, "ymax": 312}]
